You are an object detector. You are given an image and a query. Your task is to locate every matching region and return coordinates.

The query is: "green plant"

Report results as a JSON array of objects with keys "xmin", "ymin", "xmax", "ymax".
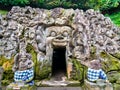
[
  {"xmin": 2, "ymin": 80, "xmax": 11, "ymax": 86},
  {"xmin": 85, "ymin": 0, "xmax": 120, "ymax": 11},
  {"xmin": 0, "ymin": 10, "xmax": 8, "ymax": 15},
  {"xmin": 0, "ymin": 0, "xmax": 9, "ymax": 6},
  {"xmin": 0, "ymin": 56, "xmax": 14, "ymax": 86},
  {"xmin": 101, "ymin": 0, "xmax": 120, "ymax": 10},
  {"xmin": 108, "ymin": 11, "xmax": 120, "ymax": 27},
  {"xmin": 10, "ymin": 0, "xmax": 30, "ymax": 6},
  {"xmin": 0, "ymin": 0, "xmax": 30, "ymax": 6}
]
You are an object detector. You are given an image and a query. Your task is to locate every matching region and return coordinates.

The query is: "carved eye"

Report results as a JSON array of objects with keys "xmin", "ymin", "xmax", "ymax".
[
  {"xmin": 50, "ymin": 31, "xmax": 57, "ymax": 37},
  {"xmin": 63, "ymin": 31, "xmax": 68, "ymax": 37}
]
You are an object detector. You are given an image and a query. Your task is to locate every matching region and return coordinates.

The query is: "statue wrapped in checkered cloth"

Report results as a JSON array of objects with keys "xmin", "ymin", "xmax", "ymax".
[
  {"xmin": 12, "ymin": 51, "xmax": 34, "ymax": 86},
  {"xmin": 87, "ymin": 59, "xmax": 108, "ymax": 83}
]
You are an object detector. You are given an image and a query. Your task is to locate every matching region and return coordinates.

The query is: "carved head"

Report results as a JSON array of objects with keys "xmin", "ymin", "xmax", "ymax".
[
  {"xmin": 13, "ymin": 52, "xmax": 33, "ymax": 71},
  {"xmin": 46, "ymin": 26, "xmax": 72, "ymax": 47},
  {"xmin": 89, "ymin": 60, "xmax": 101, "ymax": 70}
]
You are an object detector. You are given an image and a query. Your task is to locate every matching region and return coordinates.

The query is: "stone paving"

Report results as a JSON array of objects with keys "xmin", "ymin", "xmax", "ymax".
[{"xmin": 37, "ymin": 87, "xmax": 82, "ymax": 90}]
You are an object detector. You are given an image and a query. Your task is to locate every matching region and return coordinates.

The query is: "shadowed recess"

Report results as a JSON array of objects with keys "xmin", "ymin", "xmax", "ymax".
[{"xmin": 52, "ymin": 47, "xmax": 67, "ymax": 80}]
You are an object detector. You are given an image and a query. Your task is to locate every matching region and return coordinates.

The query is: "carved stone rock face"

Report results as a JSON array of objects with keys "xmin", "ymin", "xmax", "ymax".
[
  {"xmin": 0, "ymin": 6, "xmax": 120, "ymax": 81},
  {"xmin": 46, "ymin": 26, "xmax": 72, "ymax": 47}
]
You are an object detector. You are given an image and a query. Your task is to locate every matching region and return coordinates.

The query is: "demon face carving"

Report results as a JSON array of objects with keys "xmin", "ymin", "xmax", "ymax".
[
  {"xmin": 44, "ymin": 26, "xmax": 72, "ymax": 62},
  {"xmin": 46, "ymin": 26, "xmax": 72, "ymax": 47}
]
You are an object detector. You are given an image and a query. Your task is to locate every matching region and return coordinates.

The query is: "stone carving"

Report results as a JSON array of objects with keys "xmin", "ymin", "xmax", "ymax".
[
  {"xmin": 45, "ymin": 26, "xmax": 72, "ymax": 61},
  {"xmin": 12, "ymin": 39, "xmax": 34, "ymax": 86},
  {"xmin": 0, "ymin": 6, "xmax": 120, "ymax": 80}
]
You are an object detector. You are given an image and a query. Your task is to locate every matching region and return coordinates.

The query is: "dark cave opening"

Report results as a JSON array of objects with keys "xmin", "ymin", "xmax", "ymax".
[{"xmin": 52, "ymin": 47, "xmax": 67, "ymax": 80}]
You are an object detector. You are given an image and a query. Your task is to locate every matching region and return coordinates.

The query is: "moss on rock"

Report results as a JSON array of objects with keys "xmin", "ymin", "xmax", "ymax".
[
  {"xmin": 0, "ymin": 56, "xmax": 14, "ymax": 86},
  {"xmin": 100, "ymin": 52, "xmax": 120, "ymax": 72},
  {"xmin": 35, "ymin": 61, "xmax": 51, "ymax": 80},
  {"xmin": 112, "ymin": 52, "xmax": 120, "ymax": 59},
  {"xmin": 107, "ymin": 71, "xmax": 120, "ymax": 83},
  {"xmin": 114, "ymin": 83, "xmax": 120, "ymax": 90},
  {"xmin": 71, "ymin": 59, "xmax": 87, "ymax": 84},
  {"xmin": 26, "ymin": 43, "xmax": 51, "ymax": 80},
  {"xmin": 2, "ymin": 80, "xmax": 11, "ymax": 86}
]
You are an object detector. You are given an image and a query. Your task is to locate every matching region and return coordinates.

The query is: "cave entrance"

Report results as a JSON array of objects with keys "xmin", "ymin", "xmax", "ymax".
[{"xmin": 52, "ymin": 47, "xmax": 67, "ymax": 81}]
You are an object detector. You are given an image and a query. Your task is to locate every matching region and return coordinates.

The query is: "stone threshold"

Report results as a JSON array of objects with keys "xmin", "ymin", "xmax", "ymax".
[
  {"xmin": 39, "ymin": 80, "xmax": 80, "ymax": 87},
  {"xmin": 37, "ymin": 87, "xmax": 82, "ymax": 90}
]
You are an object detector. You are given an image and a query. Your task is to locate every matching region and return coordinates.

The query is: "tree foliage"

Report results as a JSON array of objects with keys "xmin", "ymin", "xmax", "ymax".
[
  {"xmin": 0, "ymin": 0, "xmax": 30, "ymax": 6},
  {"xmin": 0, "ymin": 0, "xmax": 120, "ymax": 11},
  {"xmin": 85, "ymin": 0, "xmax": 120, "ymax": 11}
]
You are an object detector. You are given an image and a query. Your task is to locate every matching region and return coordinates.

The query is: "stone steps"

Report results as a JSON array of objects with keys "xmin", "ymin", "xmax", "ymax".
[{"xmin": 37, "ymin": 87, "xmax": 82, "ymax": 90}]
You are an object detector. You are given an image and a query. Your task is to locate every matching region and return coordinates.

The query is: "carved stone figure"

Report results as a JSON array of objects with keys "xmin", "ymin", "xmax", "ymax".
[
  {"xmin": 12, "ymin": 39, "xmax": 34, "ymax": 86},
  {"xmin": 0, "ymin": 6, "xmax": 120, "ymax": 82}
]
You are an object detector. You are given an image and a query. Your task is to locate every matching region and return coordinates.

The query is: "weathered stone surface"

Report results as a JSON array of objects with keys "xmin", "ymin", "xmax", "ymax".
[
  {"xmin": 84, "ymin": 79, "xmax": 113, "ymax": 90},
  {"xmin": 101, "ymin": 52, "xmax": 120, "ymax": 72},
  {"xmin": 0, "ymin": 7, "xmax": 120, "ymax": 86},
  {"xmin": 0, "ymin": 6, "xmax": 119, "ymax": 60},
  {"xmin": 37, "ymin": 87, "xmax": 82, "ymax": 90}
]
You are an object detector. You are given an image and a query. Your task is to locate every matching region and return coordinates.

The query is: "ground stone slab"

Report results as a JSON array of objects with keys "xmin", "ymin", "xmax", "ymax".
[
  {"xmin": 37, "ymin": 80, "xmax": 80, "ymax": 87},
  {"xmin": 37, "ymin": 87, "xmax": 82, "ymax": 90}
]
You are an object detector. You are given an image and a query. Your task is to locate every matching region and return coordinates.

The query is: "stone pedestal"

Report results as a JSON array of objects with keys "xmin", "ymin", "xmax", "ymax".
[{"xmin": 84, "ymin": 79, "xmax": 113, "ymax": 90}]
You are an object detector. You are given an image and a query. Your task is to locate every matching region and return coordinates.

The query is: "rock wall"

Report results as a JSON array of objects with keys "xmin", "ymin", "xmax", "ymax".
[
  {"xmin": 0, "ymin": 6, "xmax": 119, "ymax": 60},
  {"xmin": 0, "ymin": 6, "xmax": 120, "ymax": 87}
]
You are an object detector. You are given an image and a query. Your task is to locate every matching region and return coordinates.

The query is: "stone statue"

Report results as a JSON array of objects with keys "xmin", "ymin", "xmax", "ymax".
[
  {"xmin": 13, "ymin": 52, "xmax": 34, "ymax": 85},
  {"xmin": 85, "ymin": 59, "xmax": 113, "ymax": 90},
  {"xmin": 12, "ymin": 39, "xmax": 34, "ymax": 86}
]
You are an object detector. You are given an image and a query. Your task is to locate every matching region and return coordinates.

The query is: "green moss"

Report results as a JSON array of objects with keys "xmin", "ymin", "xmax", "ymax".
[
  {"xmin": 2, "ymin": 80, "xmax": 11, "ymax": 86},
  {"xmin": 26, "ymin": 44, "xmax": 37, "ymax": 64},
  {"xmin": 114, "ymin": 83, "xmax": 120, "ymax": 90},
  {"xmin": 26, "ymin": 43, "xmax": 51, "ymax": 80},
  {"xmin": 71, "ymin": 59, "xmax": 87, "ymax": 84},
  {"xmin": 68, "ymin": 13, "xmax": 75, "ymax": 25},
  {"xmin": 116, "ymin": 78, "xmax": 120, "ymax": 84},
  {"xmin": 112, "ymin": 52, "xmax": 120, "ymax": 59},
  {"xmin": 0, "ymin": 10, "xmax": 8, "ymax": 15},
  {"xmin": 107, "ymin": 71, "xmax": 117, "ymax": 83},
  {"xmin": 0, "ymin": 56, "xmax": 13, "ymax": 66},
  {"xmin": 0, "ymin": 56, "xmax": 14, "ymax": 85},
  {"xmin": 35, "ymin": 61, "xmax": 51, "ymax": 80},
  {"xmin": 100, "ymin": 52, "xmax": 120, "ymax": 72},
  {"xmin": 6, "ymin": 88, "xmax": 13, "ymax": 90}
]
